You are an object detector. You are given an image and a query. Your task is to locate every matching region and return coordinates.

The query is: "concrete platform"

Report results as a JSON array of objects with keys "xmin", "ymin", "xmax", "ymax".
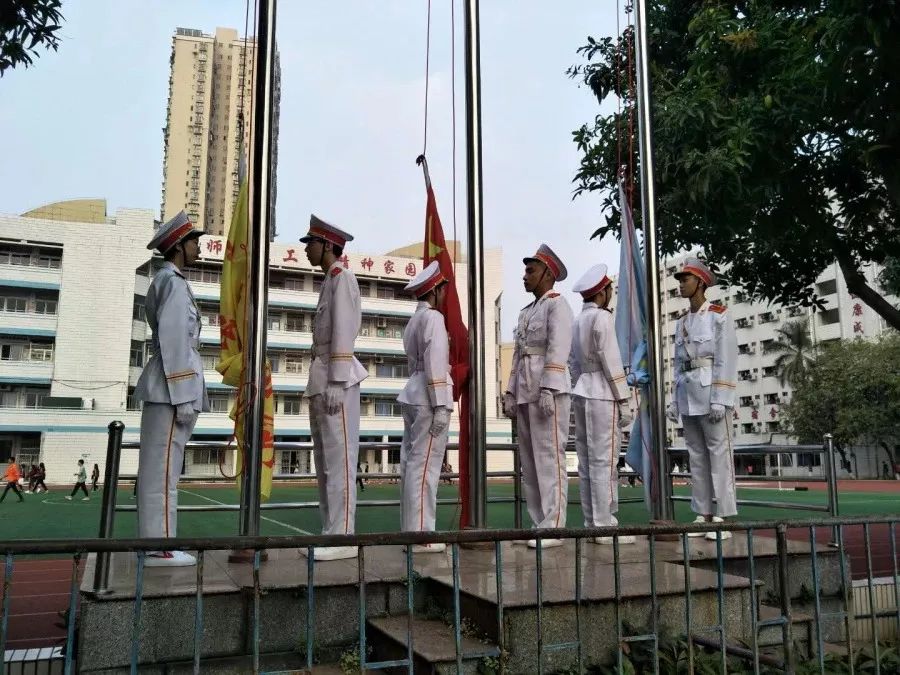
[{"xmin": 75, "ymin": 535, "xmax": 846, "ymax": 673}]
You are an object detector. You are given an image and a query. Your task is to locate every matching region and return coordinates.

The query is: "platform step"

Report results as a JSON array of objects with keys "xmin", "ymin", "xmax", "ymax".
[
  {"xmin": 367, "ymin": 615, "xmax": 500, "ymax": 674},
  {"xmin": 756, "ymin": 604, "xmax": 814, "ymax": 652}
]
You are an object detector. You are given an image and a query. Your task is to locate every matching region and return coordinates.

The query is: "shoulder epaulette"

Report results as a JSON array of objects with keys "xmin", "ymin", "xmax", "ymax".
[
  {"xmin": 330, "ymin": 267, "xmax": 342, "ymax": 277},
  {"xmin": 709, "ymin": 304, "xmax": 727, "ymax": 314},
  {"xmin": 547, "ymin": 292, "xmax": 560, "ymax": 299}
]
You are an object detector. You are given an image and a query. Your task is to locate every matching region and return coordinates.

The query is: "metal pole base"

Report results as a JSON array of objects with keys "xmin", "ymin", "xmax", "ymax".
[
  {"xmin": 649, "ymin": 519, "xmax": 682, "ymax": 542},
  {"xmin": 227, "ymin": 548, "xmax": 269, "ymax": 564}
]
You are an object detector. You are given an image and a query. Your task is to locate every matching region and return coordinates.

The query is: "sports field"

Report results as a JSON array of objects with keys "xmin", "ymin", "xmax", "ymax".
[{"xmin": 1, "ymin": 480, "xmax": 897, "ymax": 541}]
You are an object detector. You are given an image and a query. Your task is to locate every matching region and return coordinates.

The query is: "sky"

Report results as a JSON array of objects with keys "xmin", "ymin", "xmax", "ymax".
[{"xmin": 0, "ymin": 0, "xmax": 622, "ymax": 338}]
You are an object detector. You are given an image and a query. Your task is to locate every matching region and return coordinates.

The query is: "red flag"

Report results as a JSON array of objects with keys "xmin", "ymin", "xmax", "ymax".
[{"xmin": 419, "ymin": 157, "xmax": 471, "ymax": 527}]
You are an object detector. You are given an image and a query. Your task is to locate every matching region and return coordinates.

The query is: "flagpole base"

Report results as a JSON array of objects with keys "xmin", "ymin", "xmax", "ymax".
[
  {"xmin": 227, "ymin": 548, "xmax": 269, "ymax": 564},
  {"xmin": 649, "ymin": 519, "xmax": 681, "ymax": 542}
]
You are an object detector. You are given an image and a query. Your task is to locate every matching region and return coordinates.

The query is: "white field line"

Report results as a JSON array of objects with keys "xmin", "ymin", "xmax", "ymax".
[{"xmin": 178, "ymin": 488, "xmax": 313, "ymax": 535}]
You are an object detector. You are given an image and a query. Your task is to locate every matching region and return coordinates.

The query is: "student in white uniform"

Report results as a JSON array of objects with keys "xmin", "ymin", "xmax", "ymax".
[
  {"xmin": 135, "ymin": 210, "xmax": 209, "ymax": 567},
  {"xmin": 666, "ymin": 258, "xmax": 738, "ymax": 540},
  {"xmin": 503, "ymin": 244, "xmax": 573, "ymax": 548},
  {"xmin": 569, "ymin": 265, "xmax": 635, "ymax": 544},
  {"xmin": 300, "ymin": 215, "xmax": 368, "ymax": 561},
  {"xmin": 398, "ymin": 261, "xmax": 453, "ymax": 553}
]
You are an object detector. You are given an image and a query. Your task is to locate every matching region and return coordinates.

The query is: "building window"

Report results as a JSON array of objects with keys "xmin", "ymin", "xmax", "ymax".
[
  {"xmin": 268, "ymin": 314, "xmax": 281, "ymax": 331},
  {"xmin": 281, "ymin": 397, "xmax": 302, "ymax": 415},
  {"xmin": 739, "ymin": 396, "xmax": 754, "ymax": 407},
  {"xmin": 764, "ymin": 393, "xmax": 780, "ymax": 405},
  {"xmin": 193, "ymin": 448, "xmax": 225, "ymax": 465},
  {"xmin": 313, "ymin": 277, "xmax": 323, "ymax": 292},
  {"xmin": 201, "ymin": 353, "xmax": 218, "ymax": 370},
  {"xmin": 766, "ymin": 421, "xmax": 781, "ymax": 433},
  {"xmin": 27, "ymin": 344, "xmax": 53, "ymax": 361},
  {"xmin": 741, "ymin": 423, "xmax": 755, "ymax": 434},
  {"xmin": 283, "ymin": 277, "xmax": 303, "ymax": 291},
  {"xmin": 130, "ymin": 341, "xmax": 145, "ymax": 367},
  {"xmin": 375, "ymin": 361, "xmax": 409, "ymax": 379},
  {"xmin": 284, "ymin": 355, "xmax": 303, "ymax": 373},
  {"xmin": 201, "ymin": 309, "xmax": 220, "ymax": 326},
  {"xmin": 284, "ymin": 315, "xmax": 305, "ymax": 333},
  {"xmin": 208, "ymin": 395, "xmax": 230, "ymax": 413},
  {"xmin": 24, "ymin": 391, "xmax": 47, "ymax": 408},
  {"xmin": 374, "ymin": 398, "xmax": 402, "ymax": 417},
  {"xmin": 33, "ymin": 299, "xmax": 57, "ymax": 315},
  {"xmin": 376, "ymin": 286, "xmax": 395, "ymax": 300},
  {"xmin": 359, "ymin": 283, "xmax": 371, "ymax": 297},
  {"xmin": 0, "ymin": 296, "xmax": 27, "ymax": 313},
  {"xmin": 762, "ymin": 366, "xmax": 777, "ymax": 378}
]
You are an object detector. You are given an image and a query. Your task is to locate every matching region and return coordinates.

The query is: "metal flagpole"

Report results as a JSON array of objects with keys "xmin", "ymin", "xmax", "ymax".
[
  {"xmin": 463, "ymin": 0, "xmax": 487, "ymax": 528},
  {"xmin": 633, "ymin": 0, "xmax": 673, "ymax": 520},
  {"xmin": 239, "ymin": 0, "xmax": 278, "ymax": 537}
]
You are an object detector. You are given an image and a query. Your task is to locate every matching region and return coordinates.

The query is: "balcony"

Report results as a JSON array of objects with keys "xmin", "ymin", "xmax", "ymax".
[
  {"xmin": 0, "ymin": 359, "xmax": 53, "ymax": 384},
  {"xmin": 194, "ymin": 286, "xmax": 418, "ymax": 319},
  {"xmin": 0, "ymin": 263, "xmax": 61, "ymax": 290},
  {"xmin": 0, "ymin": 310, "xmax": 57, "ymax": 337}
]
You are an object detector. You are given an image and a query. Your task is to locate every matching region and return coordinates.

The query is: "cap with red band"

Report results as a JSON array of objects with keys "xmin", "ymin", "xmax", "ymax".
[
  {"xmin": 572, "ymin": 264, "xmax": 613, "ymax": 299},
  {"xmin": 147, "ymin": 210, "xmax": 204, "ymax": 254},
  {"xmin": 404, "ymin": 260, "xmax": 446, "ymax": 298},
  {"xmin": 300, "ymin": 214, "xmax": 354, "ymax": 248},
  {"xmin": 673, "ymin": 257, "xmax": 717, "ymax": 286},
  {"xmin": 523, "ymin": 243, "xmax": 567, "ymax": 281}
]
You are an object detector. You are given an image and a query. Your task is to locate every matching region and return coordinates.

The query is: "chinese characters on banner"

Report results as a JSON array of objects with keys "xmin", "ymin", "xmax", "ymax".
[{"xmin": 199, "ymin": 237, "xmax": 426, "ymax": 281}]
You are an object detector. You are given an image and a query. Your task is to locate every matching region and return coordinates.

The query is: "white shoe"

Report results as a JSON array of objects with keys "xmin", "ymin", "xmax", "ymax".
[
  {"xmin": 411, "ymin": 543, "xmax": 446, "ymax": 554},
  {"xmin": 705, "ymin": 517, "xmax": 731, "ymax": 541},
  {"xmin": 64, "ymin": 496, "xmax": 72, "ymax": 501},
  {"xmin": 527, "ymin": 538, "xmax": 564, "ymax": 549},
  {"xmin": 25, "ymin": 490, "xmax": 32, "ymax": 494},
  {"xmin": 144, "ymin": 551, "xmax": 197, "ymax": 567},
  {"xmin": 594, "ymin": 535, "xmax": 637, "ymax": 545},
  {"xmin": 512, "ymin": 539, "xmax": 530, "ymax": 546},
  {"xmin": 82, "ymin": 497, "xmax": 90, "ymax": 501},
  {"xmin": 687, "ymin": 515, "xmax": 708, "ymax": 537},
  {"xmin": 299, "ymin": 545, "xmax": 359, "ymax": 561}
]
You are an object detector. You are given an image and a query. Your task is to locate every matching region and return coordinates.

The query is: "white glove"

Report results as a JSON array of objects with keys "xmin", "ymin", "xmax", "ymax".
[
  {"xmin": 538, "ymin": 389, "xmax": 555, "ymax": 417},
  {"xmin": 708, "ymin": 403, "xmax": 726, "ymax": 423},
  {"xmin": 175, "ymin": 402, "xmax": 195, "ymax": 425},
  {"xmin": 324, "ymin": 383, "xmax": 343, "ymax": 416},
  {"xmin": 617, "ymin": 402, "xmax": 633, "ymax": 429},
  {"xmin": 429, "ymin": 407, "xmax": 451, "ymax": 437},
  {"xmin": 502, "ymin": 393, "xmax": 518, "ymax": 419},
  {"xmin": 665, "ymin": 402, "xmax": 679, "ymax": 423}
]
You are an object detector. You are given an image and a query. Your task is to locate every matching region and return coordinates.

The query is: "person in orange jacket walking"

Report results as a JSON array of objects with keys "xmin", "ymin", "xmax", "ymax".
[{"xmin": 1, "ymin": 456, "xmax": 24, "ymax": 503}]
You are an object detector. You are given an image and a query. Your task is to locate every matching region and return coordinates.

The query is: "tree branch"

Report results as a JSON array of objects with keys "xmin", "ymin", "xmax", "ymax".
[{"xmin": 836, "ymin": 250, "xmax": 900, "ymax": 330}]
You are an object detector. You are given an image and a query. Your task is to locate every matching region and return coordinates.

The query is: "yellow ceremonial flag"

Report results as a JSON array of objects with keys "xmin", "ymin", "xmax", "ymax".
[{"xmin": 216, "ymin": 181, "xmax": 276, "ymax": 499}]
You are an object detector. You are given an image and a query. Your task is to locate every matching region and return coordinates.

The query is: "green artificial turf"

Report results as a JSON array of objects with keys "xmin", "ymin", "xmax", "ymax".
[{"xmin": 1, "ymin": 481, "xmax": 897, "ymax": 542}]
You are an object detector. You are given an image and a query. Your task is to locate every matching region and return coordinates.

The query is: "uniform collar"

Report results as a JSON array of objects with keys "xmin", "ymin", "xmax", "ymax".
[
  {"xmin": 689, "ymin": 300, "xmax": 710, "ymax": 315},
  {"xmin": 162, "ymin": 260, "xmax": 185, "ymax": 279},
  {"xmin": 327, "ymin": 260, "xmax": 343, "ymax": 275},
  {"xmin": 416, "ymin": 301, "xmax": 430, "ymax": 311},
  {"xmin": 581, "ymin": 301, "xmax": 598, "ymax": 310}
]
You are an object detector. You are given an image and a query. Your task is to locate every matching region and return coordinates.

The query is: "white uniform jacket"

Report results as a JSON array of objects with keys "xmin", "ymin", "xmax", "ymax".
[
  {"xmin": 570, "ymin": 303, "xmax": 629, "ymax": 401},
  {"xmin": 397, "ymin": 302, "xmax": 453, "ymax": 409},
  {"xmin": 506, "ymin": 290, "xmax": 574, "ymax": 404},
  {"xmin": 134, "ymin": 262, "xmax": 209, "ymax": 411},
  {"xmin": 673, "ymin": 301, "xmax": 737, "ymax": 416},
  {"xmin": 306, "ymin": 261, "xmax": 368, "ymax": 396}
]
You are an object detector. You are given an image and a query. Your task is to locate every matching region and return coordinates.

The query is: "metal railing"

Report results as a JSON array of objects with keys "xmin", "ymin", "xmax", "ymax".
[
  {"xmin": 94, "ymin": 424, "xmax": 843, "ymax": 594},
  {"xmin": 3, "ymin": 517, "xmax": 899, "ymax": 674}
]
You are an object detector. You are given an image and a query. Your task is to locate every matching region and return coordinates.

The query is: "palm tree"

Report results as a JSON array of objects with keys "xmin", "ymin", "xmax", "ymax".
[{"xmin": 763, "ymin": 318, "xmax": 817, "ymax": 387}]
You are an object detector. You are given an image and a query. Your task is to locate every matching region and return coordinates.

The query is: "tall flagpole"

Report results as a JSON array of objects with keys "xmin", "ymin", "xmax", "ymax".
[
  {"xmin": 463, "ymin": 0, "xmax": 487, "ymax": 528},
  {"xmin": 634, "ymin": 0, "xmax": 673, "ymax": 520},
  {"xmin": 239, "ymin": 0, "xmax": 278, "ymax": 537}
]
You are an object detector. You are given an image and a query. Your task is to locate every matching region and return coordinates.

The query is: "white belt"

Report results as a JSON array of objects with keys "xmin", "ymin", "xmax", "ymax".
[{"xmin": 521, "ymin": 346, "xmax": 546, "ymax": 356}]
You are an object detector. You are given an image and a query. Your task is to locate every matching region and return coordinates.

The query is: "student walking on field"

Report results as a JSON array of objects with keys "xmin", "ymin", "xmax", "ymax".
[
  {"xmin": 91, "ymin": 463, "xmax": 100, "ymax": 491},
  {"xmin": 65, "ymin": 459, "xmax": 90, "ymax": 501},
  {"xmin": 32, "ymin": 462, "xmax": 48, "ymax": 493},
  {"xmin": 1, "ymin": 456, "xmax": 24, "ymax": 503}
]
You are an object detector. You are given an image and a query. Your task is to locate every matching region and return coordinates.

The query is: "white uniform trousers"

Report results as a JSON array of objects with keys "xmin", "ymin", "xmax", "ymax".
[
  {"xmin": 400, "ymin": 404, "xmax": 448, "ymax": 532},
  {"xmin": 516, "ymin": 394, "xmax": 571, "ymax": 529},
  {"xmin": 573, "ymin": 397, "xmax": 620, "ymax": 527},
  {"xmin": 682, "ymin": 414, "xmax": 737, "ymax": 517},
  {"xmin": 137, "ymin": 402, "xmax": 198, "ymax": 538},
  {"xmin": 310, "ymin": 384, "xmax": 361, "ymax": 535}
]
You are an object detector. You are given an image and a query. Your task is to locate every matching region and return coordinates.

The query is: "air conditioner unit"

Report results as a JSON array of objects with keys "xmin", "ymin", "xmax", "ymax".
[
  {"xmin": 200, "ymin": 316, "xmax": 210, "ymax": 326},
  {"xmin": 375, "ymin": 356, "xmax": 385, "ymax": 364},
  {"xmin": 360, "ymin": 328, "xmax": 370, "ymax": 337},
  {"xmin": 749, "ymin": 375, "xmax": 757, "ymax": 382},
  {"xmin": 361, "ymin": 396, "xmax": 372, "ymax": 404},
  {"xmin": 376, "ymin": 318, "xmax": 388, "ymax": 328}
]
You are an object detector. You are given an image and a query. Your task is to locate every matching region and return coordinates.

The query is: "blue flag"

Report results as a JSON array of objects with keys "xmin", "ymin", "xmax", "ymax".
[{"xmin": 614, "ymin": 182, "xmax": 657, "ymax": 511}]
